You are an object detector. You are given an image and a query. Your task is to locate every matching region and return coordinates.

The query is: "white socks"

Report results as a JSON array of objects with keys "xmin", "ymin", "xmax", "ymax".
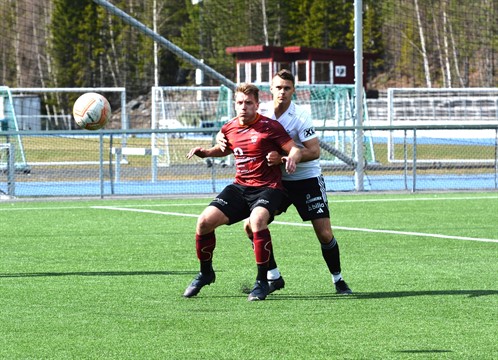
[
  {"xmin": 267, "ymin": 268, "xmax": 281, "ymax": 280},
  {"xmin": 332, "ymin": 273, "xmax": 343, "ymax": 283}
]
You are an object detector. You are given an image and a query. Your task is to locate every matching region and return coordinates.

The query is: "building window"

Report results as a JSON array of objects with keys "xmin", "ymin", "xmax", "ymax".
[
  {"xmin": 250, "ymin": 63, "xmax": 257, "ymax": 83},
  {"xmin": 260, "ymin": 62, "xmax": 270, "ymax": 83},
  {"xmin": 238, "ymin": 63, "xmax": 246, "ymax": 83},
  {"xmin": 296, "ymin": 61, "xmax": 308, "ymax": 84},
  {"xmin": 275, "ymin": 62, "xmax": 292, "ymax": 74},
  {"xmin": 313, "ymin": 61, "xmax": 333, "ymax": 84}
]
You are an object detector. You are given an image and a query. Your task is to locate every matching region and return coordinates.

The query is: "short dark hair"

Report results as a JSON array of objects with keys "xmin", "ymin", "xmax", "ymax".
[
  {"xmin": 273, "ymin": 69, "xmax": 295, "ymax": 86},
  {"xmin": 235, "ymin": 83, "xmax": 260, "ymax": 103}
]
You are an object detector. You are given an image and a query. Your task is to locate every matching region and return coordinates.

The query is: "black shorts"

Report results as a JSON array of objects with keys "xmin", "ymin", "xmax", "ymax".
[
  {"xmin": 279, "ymin": 175, "xmax": 330, "ymax": 221},
  {"xmin": 209, "ymin": 183, "xmax": 286, "ymax": 225}
]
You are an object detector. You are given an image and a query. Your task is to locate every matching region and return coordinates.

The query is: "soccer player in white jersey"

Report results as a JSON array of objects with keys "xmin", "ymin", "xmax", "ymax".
[{"xmin": 218, "ymin": 69, "xmax": 352, "ymax": 294}]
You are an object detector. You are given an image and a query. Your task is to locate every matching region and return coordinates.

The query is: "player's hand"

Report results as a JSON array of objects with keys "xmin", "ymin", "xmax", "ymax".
[
  {"xmin": 266, "ymin": 151, "xmax": 282, "ymax": 166},
  {"xmin": 216, "ymin": 131, "xmax": 228, "ymax": 152},
  {"xmin": 282, "ymin": 156, "xmax": 296, "ymax": 173},
  {"xmin": 186, "ymin": 147, "xmax": 205, "ymax": 159}
]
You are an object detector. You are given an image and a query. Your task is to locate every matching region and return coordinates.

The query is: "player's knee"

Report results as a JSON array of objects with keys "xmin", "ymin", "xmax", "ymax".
[
  {"xmin": 249, "ymin": 208, "xmax": 270, "ymax": 231},
  {"xmin": 196, "ymin": 214, "xmax": 216, "ymax": 234},
  {"xmin": 244, "ymin": 221, "xmax": 254, "ymax": 240},
  {"xmin": 316, "ymin": 229, "xmax": 334, "ymax": 244}
]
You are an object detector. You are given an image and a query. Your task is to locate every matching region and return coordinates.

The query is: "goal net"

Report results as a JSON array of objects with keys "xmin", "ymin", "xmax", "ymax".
[
  {"xmin": 152, "ymin": 84, "xmax": 376, "ymax": 167},
  {"xmin": 387, "ymin": 88, "xmax": 498, "ymax": 163},
  {"xmin": 151, "ymin": 86, "xmax": 234, "ymax": 167}
]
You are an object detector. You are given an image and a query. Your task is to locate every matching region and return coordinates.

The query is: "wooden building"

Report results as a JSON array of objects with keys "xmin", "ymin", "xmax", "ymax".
[{"xmin": 226, "ymin": 45, "xmax": 375, "ymax": 87}]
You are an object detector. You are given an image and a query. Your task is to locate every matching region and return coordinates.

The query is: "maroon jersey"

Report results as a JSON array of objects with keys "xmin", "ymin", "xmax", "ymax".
[{"xmin": 221, "ymin": 114, "xmax": 292, "ymax": 190}]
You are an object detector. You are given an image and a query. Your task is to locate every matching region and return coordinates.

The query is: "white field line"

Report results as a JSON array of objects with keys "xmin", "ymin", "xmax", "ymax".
[
  {"xmin": 93, "ymin": 206, "xmax": 199, "ymax": 218},
  {"xmin": 273, "ymin": 221, "xmax": 498, "ymax": 244},
  {"xmin": 2, "ymin": 194, "xmax": 497, "ymax": 212},
  {"xmin": 93, "ymin": 206, "xmax": 498, "ymax": 244}
]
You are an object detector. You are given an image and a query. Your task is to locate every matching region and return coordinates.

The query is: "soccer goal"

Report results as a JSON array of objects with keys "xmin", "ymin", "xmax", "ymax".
[
  {"xmin": 6, "ymin": 87, "xmax": 127, "ymax": 169},
  {"xmin": 151, "ymin": 84, "xmax": 376, "ymax": 167},
  {"xmin": 0, "ymin": 86, "xmax": 29, "ymax": 173},
  {"xmin": 387, "ymin": 88, "xmax": 498, "ymax": 163},
  {"xmin": 151, "ymin": 86, "xmax": 234, "ymax": 167}
]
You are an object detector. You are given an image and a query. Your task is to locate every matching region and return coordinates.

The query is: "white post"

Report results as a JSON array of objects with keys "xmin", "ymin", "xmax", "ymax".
[
  {"xmin": 354, "ymin": 0, "xmax": 364, "ymax": 191},
  {"xmin": 7, "ymin": 143, "xmax": 15, "ymax": 196},
  {"xmin": 153, "ymin": 0, "xmax": 159, "ymax": 87}
]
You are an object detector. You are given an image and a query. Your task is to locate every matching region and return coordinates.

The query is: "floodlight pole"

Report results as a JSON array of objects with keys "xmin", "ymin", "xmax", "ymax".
[{"xmin": 354, "ymin": 0, "xmax": 365, "ymax": 191}]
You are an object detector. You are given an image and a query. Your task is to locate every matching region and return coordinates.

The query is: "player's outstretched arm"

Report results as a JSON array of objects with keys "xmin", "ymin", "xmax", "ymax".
[{"xmin": 186, "ymin": 145, "xmax": 230, "ymax": 159}]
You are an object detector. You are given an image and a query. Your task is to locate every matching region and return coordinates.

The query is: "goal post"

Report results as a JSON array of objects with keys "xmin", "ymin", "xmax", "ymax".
[{"xmin": 0, "ymin": 86, "xmax": 29, "ymax": 173}]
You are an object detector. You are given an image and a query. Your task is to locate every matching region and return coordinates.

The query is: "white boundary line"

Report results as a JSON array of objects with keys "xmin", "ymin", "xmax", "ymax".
[
  {"xmin": 2, "ymin": 194, "xmax": 498, "ymax": 212},
  {"xmin": 273, "ymin": 221, "xmax": 498, "ymax": 243},
  {"xmin": 93, "ymin": 206, "xmax": 199, "ymax": 218},
  {"xmin": 93, "ymin": 206, "xmax": 498, "ymax": 244},
  {"xmin": 1, "ymin": 196, "xmax": 496, "ymax": 243}
]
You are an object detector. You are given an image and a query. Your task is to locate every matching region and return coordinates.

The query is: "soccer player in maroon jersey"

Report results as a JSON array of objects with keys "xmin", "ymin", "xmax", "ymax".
[{"xmin": 183, "ymin": 83, "xmax": 302, "ymax": 301}]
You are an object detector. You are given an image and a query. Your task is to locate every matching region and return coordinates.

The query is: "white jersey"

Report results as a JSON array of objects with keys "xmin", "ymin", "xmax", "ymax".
[{"xmin": 258, "ymin": 101, "xmax": 321, "ymax": 181}]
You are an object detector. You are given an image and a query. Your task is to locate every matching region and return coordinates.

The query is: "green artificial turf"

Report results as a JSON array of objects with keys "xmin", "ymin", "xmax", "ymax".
[{"xmin": 0, "ymin": 192, "xmax": 497, "ymax": 359}]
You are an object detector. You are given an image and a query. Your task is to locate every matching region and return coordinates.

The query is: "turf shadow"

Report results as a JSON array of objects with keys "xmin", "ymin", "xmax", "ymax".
[
  {"xmin": 269, "ymin": 289, "xmax": 497, "ymax": 300},
  {"xmin": 395, "ymin": 349, "xmax": 453, "ymax": 354}
]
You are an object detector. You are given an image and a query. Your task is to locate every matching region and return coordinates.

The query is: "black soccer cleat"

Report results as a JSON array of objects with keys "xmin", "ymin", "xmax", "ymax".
[
  {"xmin": 268, "ymin": 276, "xmax": 285, "ymax": 294},
  {"xmin": 183, "ymin": 271, "xmax": 216, "ymax": 298},
  {"xmin": 247, "ymin": 280, "xmax": 270, "ymax": 301},
  {"xmin": 334, "ymin": 279, "xmax": 352, "ymax": 295}
]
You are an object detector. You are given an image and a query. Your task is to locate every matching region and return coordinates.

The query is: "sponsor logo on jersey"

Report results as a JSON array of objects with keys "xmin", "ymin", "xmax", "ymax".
[
  {"xmin": 251, "ymin": 135, "xmax": 258, "ymax": 143},
  {"xmin": 304, "ymin": 127, "xmax": 315, "ymax": 137}
]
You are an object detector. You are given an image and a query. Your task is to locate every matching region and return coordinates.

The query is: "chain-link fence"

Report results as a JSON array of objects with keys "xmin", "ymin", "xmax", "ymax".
[{"xmin": 1, "ymin": 125, "xmax": 497, "ymax": 198}]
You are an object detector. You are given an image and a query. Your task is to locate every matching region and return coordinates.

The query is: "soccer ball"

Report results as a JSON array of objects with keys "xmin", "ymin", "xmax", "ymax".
[{"xmin": 73, "ymin": 92, "xmax": 111, "ymax": 130}]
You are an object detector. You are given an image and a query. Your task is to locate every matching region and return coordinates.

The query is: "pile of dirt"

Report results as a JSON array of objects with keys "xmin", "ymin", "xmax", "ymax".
[{"xmin": 107, "ymin": 95, "xmax": 152, "ymax": 129}]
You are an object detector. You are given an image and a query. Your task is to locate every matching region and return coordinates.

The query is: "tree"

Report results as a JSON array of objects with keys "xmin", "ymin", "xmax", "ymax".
[
  {"xmin": 0, "ymin": 0, "xmax": 17, "ymax": 85},
  {"xmin": 177, "ymin": 0, "xmax": 275, "ymax": 84},
  {"xmin": 414, "ymin": 0, "xmax": 431, "ymax": 87},
  {"xmin": 288, "ymin": 0, "xmax": 353, "ymax": 49},
  {"xmin": 50, "ymin": 0, "xmax": 98, "ymax": 87}
]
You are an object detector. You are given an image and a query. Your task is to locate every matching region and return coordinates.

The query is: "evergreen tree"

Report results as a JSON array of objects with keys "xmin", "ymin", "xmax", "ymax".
[
  {"xmin": 287, "ymin": 0, "xmax": 353, "ymax": 49},
  {"xmin": 177, "ymin": 0, "xmax": 267, "ymax": 84},
  {"xmin": 347, "ymin": 0, "xmax": 385, "ymax": 78},
  {"xmin": 50, "ymin": 0, "xmax": 84, "ymax": 87},
  {"xmin": 156, "ymin": 1, "xmax": 188, "ymax": 85}
]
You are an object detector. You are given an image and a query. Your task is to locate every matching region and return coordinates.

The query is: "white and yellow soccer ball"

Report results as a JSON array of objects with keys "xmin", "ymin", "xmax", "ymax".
[{"xmin": 72, "ymin": 92, "xmax": 111, "ymax": 130}]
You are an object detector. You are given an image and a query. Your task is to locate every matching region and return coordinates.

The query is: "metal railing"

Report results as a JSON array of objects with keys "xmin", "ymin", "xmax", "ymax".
[{"xmin": 1, "ymin": 124, "xmax": 497, "ymax": 198}]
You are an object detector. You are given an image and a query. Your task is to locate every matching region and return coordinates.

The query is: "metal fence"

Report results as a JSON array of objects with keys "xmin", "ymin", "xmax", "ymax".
[{"xmin": 1, "ymin": 124, "xmax": 497, "ymax": 199}]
